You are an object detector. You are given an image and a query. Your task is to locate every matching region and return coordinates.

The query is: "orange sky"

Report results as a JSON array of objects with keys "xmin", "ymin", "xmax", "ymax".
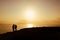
[{"xmin": 0, "ymin": 0, "xmax": 60, "ymax": 26}]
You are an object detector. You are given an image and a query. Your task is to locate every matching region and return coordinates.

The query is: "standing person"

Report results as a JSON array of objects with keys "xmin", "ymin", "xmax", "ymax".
[
  {"xmin": 12, "ymin": 24, "xmax": 17, "ymax": 32},
  {"xmin": 12, "ymin": 24, "xmax": 15, "ymax": 32},
  {"xmin": 15, "ymin": 24, "xmax": 17, "ymax": 31}
]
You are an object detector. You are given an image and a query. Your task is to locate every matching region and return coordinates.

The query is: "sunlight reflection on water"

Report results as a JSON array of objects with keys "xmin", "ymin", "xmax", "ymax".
[
  {"xmin": 27, "ymin": 24, "xmax": 33, "ymax": 28},
  {"xmin": 17, "ymin": 24, "xmax": 34, "ymax": 30}
]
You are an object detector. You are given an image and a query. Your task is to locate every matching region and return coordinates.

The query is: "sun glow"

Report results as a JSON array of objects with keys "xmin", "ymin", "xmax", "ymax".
[
  {"xmin": 27, "ymin": 24, "xmax": 33, "ymax": 28},
  {"xmin": 25, "ymin": 8, "xmax": 35, "ymax": 21}
]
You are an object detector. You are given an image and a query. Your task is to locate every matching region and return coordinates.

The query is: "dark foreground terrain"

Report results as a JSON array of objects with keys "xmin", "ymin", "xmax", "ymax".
[{"xmin": 0, "ymin": 26, "xmax": 60, "ymax": 40}]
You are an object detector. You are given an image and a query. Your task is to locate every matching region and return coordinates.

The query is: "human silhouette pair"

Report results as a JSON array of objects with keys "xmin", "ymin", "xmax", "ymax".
[{"xmin": 12, "ymin": 24, "xmax": 17, "ymax": 31}]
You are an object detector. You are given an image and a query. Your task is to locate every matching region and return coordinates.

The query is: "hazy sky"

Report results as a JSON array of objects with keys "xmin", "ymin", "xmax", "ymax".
[{"xmin": 0, "ymin": 0, "xmax": 60, "ymax": 25}]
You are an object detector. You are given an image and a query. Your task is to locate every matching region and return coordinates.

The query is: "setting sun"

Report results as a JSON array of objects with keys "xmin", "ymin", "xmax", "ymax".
[{"xmin": 25, "ymin": 8, "xmax": 35, "ymax": 21}]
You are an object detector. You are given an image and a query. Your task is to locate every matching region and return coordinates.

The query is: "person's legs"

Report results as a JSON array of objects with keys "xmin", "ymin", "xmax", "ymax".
[
  {"xmin": 15, "ymin": 26, "xmax": 17, "ymax": 31},
  {"xmin": 15, "ymin": 27, "xmax": 17, "ymax": 31},
  {"xmin": 15, "ymin": 28, "xmax": 17, "ymax": 31},
  {"xmin": 13, "ymin": 28, "xmax": 14, "ymax": 32}
]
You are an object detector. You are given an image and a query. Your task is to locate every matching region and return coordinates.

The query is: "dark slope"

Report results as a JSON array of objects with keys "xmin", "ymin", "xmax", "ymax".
[{"xmin": 0, "ymin": 27, "xmax": 60, "ymax": 40}]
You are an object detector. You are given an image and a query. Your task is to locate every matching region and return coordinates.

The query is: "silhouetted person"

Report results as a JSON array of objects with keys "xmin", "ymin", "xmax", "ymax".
[
  {"xmin": 15, "ymin": 24, "xmax": 17, "ymax": 31},
  {"xmin": 12, "ymin": 24, "xmax": 17, "ymax": 32}
]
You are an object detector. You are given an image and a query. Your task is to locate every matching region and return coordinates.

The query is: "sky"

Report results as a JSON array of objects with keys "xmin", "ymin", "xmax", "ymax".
[{"xmin": 0, "ymin": 0, "xmax": 60, "ymax": 26}]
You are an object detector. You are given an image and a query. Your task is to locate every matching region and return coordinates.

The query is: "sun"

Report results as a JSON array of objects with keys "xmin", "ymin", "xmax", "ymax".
[
  {"xmin": 25, "ymin": 8, "xmax": 35, "ymax": 21},
  {"xmin": 26, "ymin": 10, "xmax": 34, "ymax": 19}
]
